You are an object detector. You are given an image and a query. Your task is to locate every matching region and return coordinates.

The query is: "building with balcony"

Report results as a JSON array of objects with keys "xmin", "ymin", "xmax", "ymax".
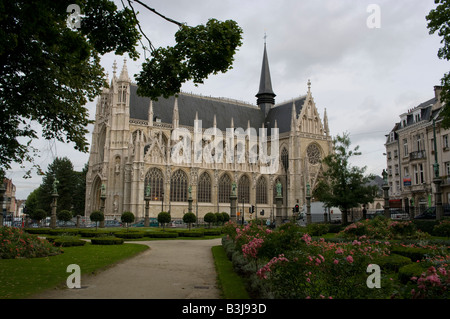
[{"xmin": 385, "ymin": 86, "xmax": 449, "ymax": 215}]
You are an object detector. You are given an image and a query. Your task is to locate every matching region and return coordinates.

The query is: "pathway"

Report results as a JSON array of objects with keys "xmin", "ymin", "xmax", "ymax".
[{"xmin": 32, "ymin": 238, "xmax": 222, "ymax": 299}]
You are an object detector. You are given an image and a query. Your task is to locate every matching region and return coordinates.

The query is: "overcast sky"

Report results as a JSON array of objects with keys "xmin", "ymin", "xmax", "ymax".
[{"xmin": 7, "ymin": 0, "xmax": 450, "ymax": 199}]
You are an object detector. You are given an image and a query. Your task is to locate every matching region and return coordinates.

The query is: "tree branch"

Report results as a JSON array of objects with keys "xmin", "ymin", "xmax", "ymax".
[{"xmin": 131, "ymin": 0, "xmax": 185, "ymax": 27}]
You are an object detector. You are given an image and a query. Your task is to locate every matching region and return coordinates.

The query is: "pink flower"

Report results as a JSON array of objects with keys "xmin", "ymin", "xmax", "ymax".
[
  {"xmin": 335, "ymin": 247, "xmax": 344, "ymax": 254},
  {"xmin": 346, "ymin": 255, "xmax": 354, "ymax": 263},
  {"xmin": 333, "ymin": 259, "xmax": 339, "ymax": 265}
]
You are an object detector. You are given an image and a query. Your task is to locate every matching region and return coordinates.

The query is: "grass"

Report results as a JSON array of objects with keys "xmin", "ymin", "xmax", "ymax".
[
  {"xmin": 0, "ymin": 242, "xmax": 148, "ymax": 299},
  {"xmin": 212, "ymin": 245, "xmax": 250, "ymax": 299}
]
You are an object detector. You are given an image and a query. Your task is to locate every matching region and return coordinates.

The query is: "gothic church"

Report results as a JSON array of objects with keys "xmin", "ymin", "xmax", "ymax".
[{"xmin": 85, "ymin": 44, "xmax": 333, "ymax": 222}]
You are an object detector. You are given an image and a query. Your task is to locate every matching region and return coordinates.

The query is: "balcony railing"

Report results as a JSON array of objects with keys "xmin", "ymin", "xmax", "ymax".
[{"xmin": 409, "ymin": 150, "xmax": 426, "ymax": 161}]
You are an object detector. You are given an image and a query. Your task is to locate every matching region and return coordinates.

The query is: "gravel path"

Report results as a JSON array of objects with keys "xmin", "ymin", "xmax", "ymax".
[{"xmin": 32, "ymin": 238, "xmax": 222, "ymax": 299}]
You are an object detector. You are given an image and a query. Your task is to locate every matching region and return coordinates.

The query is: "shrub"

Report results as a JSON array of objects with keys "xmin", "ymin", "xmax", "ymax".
[
  {"xmin": 157, "ymin": 212, "xmax": 171, "ymax": 230},
  {"xmin": 24, "ymin": 228, "xmax": 51, "ymax": 235},
  {"xmin": 372, "ymin": 253, "xmax": 412, "ymax": 272},
  {"xmin": 79, "ymin": 229, "xmax": 115, "ymax": 238},
  {"xmin": 178, "ymin": 230, "xmax": 204, "ymax": 237},
  {"xmin": 183, "ymin": 212, "xmax": 197, "ymax": 230},
  {"xmin": 48, "ymin": 229, "xmax": 79, "ymax": 236},
  {"xmin": 390, "ymin": 245, "xmax": 431, "ymax": 262},
  {"xmin": 306, "ymin": 223, "xmax": 329, "ymax": 236},
  {"xmin": 0, "ymin": 227, "xmax": 62, "ymax": 259},
  {"xmin": 91, "ymin": 237, "xmax": 124, "ymax": 245},
  {"xmin": 204, "ymin": 212, "xmax": 216, "ymax": 228},
  {"xmin": 121, "ymin": 211, "xmax": 135, "ymax": 230},
  {"xmin": 114, "ymin": 231, "xmax": 145, "ymax": 239},
  {"xmin": 57, "ymin": 210, "xmax": 73, "ymax": 223},
  {"xmin": 90, "ymin": 210, "xmax": 104, "ymax": 230},
  {"xmin": 398, "ymin": 262, "xmax": 432, "ymax": 284},
  {"xmin": 147, "ymin": 232, "xmax": 178, "ymax": 238},
  {"xmin": 50, "ymin": 236, "xmax": 86, "ymax": 247},
  {"xmin": 433, "ymin": 220, "xmax": 450, "ymax": 238},
  {"xmin": 203, "ymin": 229, "xmax": 222, "ymax": 236},
  {"xmin": 413, "ymin": 220, "xmax": 439, "ymax": 234}
]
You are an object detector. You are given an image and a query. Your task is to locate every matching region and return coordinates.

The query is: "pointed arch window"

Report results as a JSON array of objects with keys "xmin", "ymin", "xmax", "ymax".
[
  {"xmin": 170, "ymin": 169, "xmax": 188, "ymax": 202},
  {"xmin": 218, "ymin": 173, "xmax": 231, "ymax": 203},
  {"xmin": 238, "ymin": 175, "xmax": 250, "ymax": 204},
  {"xmin": 281, "ymin": 148, "xmax": 289, "ymax": 172},
  {"xmin": 256, "ymin": 176, "xmax": 267, "ymax": 204},
  {"xmin": 145, "ymin": 168, "xmax": 164, "ymax": 201},
  {"xmin": 198, "ymin": 172, "xmax": 212, "ymax": 203}
]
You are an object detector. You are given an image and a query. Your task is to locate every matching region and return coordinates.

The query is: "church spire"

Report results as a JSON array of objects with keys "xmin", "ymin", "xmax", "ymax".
[{"xmin": 256, "ymin": 40, "xmax": 276, "ymax": 117}]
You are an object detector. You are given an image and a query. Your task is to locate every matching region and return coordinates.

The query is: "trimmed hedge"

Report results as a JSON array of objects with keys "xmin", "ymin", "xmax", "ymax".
[
  {"xmin": 147, "ymin": 232, "xmax": 178, "ymax": 238},
  {"xmin": 398, "ymin": 262, "xmax": 430, "ymax": 284},
  {"xmin": 390, "ymin": 246, "xmax": 430, "ymax": 262},
  {"xmin": 91, "ymin": 237, "xmax": 124, "ymax": 245},
  {"xmin": 49, "ymin": 237, "xmax": 86, "ymax": 247},
  {"xmin": 202, "ymin": 229, "xmax": 222, "ymax": 236},
  {"xmin": 372, "ymin": 253, "xmax": 412, "ymax": 272},
  {"xmin": 79, "ymin": 229, "xmax": 115, "ymax": 238},
  {"xmin": 48, "ymin": 229, "xmax": 79, "ymax": 236},
  {"xmin": 178, "ymin": 230, "xmax": 205, "ymax": 237},
  {"xmin": 24, "ymin": 228, "xmax": 51, "ymax": 235},
  {"xmin": 114, "ymin": 231, "xmax": 145, "ymax": 239}
]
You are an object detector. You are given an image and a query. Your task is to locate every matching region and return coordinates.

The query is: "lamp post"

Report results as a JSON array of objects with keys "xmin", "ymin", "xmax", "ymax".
[
  {"xmin": 0, "ymin": 179, "xmax": 5, "ymax": 226},
  {"xmin": 99, "ymin": 183, "xmax": 106, "ymax": 228},
  {"xmin": 382, "ymin": 169, "xmax": 390, "ymax": 219},
  {"xmin": 275, "ymin": 181, "xmax": 283, "ymax": 227},
  {"xmin": 50, "ymin": 178, "xmax": 59, "ymax": 229},
  {"xmin": 144, "ymin": 184, "xmax": 150, "ymax": 227},
  {"xmin": 433, "ymin": 119, "xmax": 443, "ymax": 220},
  {"xmin": 306, "ymin": 183, "xmax": 312, "ymax": 225}
]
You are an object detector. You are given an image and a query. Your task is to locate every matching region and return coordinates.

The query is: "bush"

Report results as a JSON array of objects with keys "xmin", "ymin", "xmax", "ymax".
[
  {"xmin": 203, "ymin": 229, "xmax": 222, "ymax": 236},
  {"xmin": 0, "ymin": 227, "xmax": 62, "ymax": 259},
  {"xmin": 306, "ymin": 223, "xmax": 329, "ymax": 236},
  {"xmin": 48, "ymin": 229, "xmax": 79, "ymax": 236},
  {"xmin": 398, "ymin": 262, "xmax": 431, "ymax": 284},
  {"xmin": 204, "ymin": 212, "xmax": 217, "ymax": 228},
  {"xmin": 433, "ymin": 220, "xmax": 450, "ymax": 238},
  {"xmin": 157, "ymin": 212, "xmax": 171, "ymax": 229},
  {"xmin": 147, "ymin": 232, "xmax": 178, "ymax": 238},
  {"xmin": 50, "ymin": 236, "xmax": 86, "ymax": 247},
  {"xmin": 91, "ymin": 237, "xmax": 124, "ymax": 245},
  {"xmin": 79, "ymin": 229, "xmax": 115, "ymax": 238},
  {"xmin": 114, "ymin": 231, "xmax": 145, "ymax": 239},
  {"xmin": 413, "ymin": 220, "xmax": 439, "ymax": 234},
  {"xmin": 372, "ymin": 253, "xmax": 412, "ymax": 272},
  {"xmin": 24, "ymin": 228, "xmax": 51, "ymax": 235},
  {"xmin": 390, "ymin": 245, "xmax": 431, "ymax": 262},
  {"xmin": 178, "ymin": 230, "xmax": 204, "ymax": 237}
]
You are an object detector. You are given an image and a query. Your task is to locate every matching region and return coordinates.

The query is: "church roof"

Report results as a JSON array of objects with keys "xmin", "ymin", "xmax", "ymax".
[
  {"xmin": 129, "ymin": 84, "xmax": 266, "ymax": 131},
  {"xmin": 266, "ymin": 97, "xmax": 306, "ymax": 134}
]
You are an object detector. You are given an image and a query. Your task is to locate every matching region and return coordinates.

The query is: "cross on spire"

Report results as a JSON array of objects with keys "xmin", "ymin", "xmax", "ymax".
[{"xmin": 263, "ymin": 32, "xmax": 268, "ymax": 44}]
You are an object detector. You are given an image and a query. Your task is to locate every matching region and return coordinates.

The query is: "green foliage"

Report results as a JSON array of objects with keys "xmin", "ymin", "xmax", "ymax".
[
  {"xmin": 90, "ymin": 210, "xmax": 104, "ymax": 230},
  {"xmin": 398, "ymin": 262, "xmax": 431, "ymax": 284},
  {"xmin": 147, "ymin": 232, "xmax": 178, "ymax": 238},
  {"xmin": 372, "ymin": 253, "xmax": 412, "ymax": 272},
  {"xmin": 433, "ymin": 219, "xmax": 450, "ymax": 238},
  {"xmin": 114, "ymin": 231, "xmax": 145, "ymax": 239},
  {"xmin": 0, "ymin": 227, "xmax": 62, "ymax": 259},
  {"xmin": 121, "ymin": 211, "xmax": 135, "ymax": 231},
  {"xmin": 157, "ymin": 212, "xmax": 171, "ymax": 230},
  {"xmin": 222, "ymin": 212, "xmax": 230, "ymax": 223},
  {"xmin": 427, "ymin": 1, "xmax": 450, "ymax": 128},
  {"xmin": 49, "ymin": 236, "xmax": 86, "ymax": 247},
  {"xmin": 0, "ymin": 0, "xmax": 242, "ymax": 178},
  {"xmin": 183, "ymin": 212, "xmax": 197, "ymax": 230},
  {"xmin": 57, "ymin": 210, "xmax": 73, "ymax": 223},
  {"xmin": 215, "ymin": 212, "xmax": 224, "ymax": 225},
  {"xmin": 91, "ymin": 237, "xmax": 124, "ymax": 245},
  {"xmin": 136, "ymin": 19, "xmax": 243, "ymax": 100},
  {"xmin": 204, "ymin": 212, "xmax": 217, "ymax": 228},
  {"xmin": 29, "ymin": 208, "xmax": 47, "ymax": 222},
  {"xmin": 313, "ymin": 133, "xmax": 379, "ymax": 224}
]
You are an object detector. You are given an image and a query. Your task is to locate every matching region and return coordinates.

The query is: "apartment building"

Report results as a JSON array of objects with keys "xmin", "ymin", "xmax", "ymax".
[{"xmin": 385, "ymin": 86, "xmax": 449, "ymax": 215}]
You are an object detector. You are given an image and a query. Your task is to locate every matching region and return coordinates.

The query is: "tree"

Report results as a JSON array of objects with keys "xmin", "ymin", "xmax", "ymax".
[
  {"xmin": 183, "ymin": 212, "xmax": 197, "ymax": 231},
  {"xmin": 157, "ymin": 212, "xmax": 171, "ymax": 231},
  {"xmin": 57, "ymin": 210, "xmax": 73, "ymax": 226},
  {"xmin": 38, "ymin": 157, "xmax": 78, "ymax": 214},
  {"xmin": 427, "ymin": 0, "xmax": 450, "ymax": 127},
  {"xmin": 313, "ymin": 133, "xmax": 379, "ymax": 224},
  {"xmin": 221, "ymin": 212, "xmax": 230, "ymax": 223},
  {"xmin": 121, "ymin": 211, "xmax": 135, "ymax": 231},
  {"xmin": 90, "ymin": 210, "xmax": 104, "ymax": 230},
  {"xmin": 204, "ymin": 212, "xmax": 216, "ymax": 228},
  {"xmin": 25, "ymin": 187, "xmax": 41, "ymax": 218},
  {"xmin": 29, "ymin": 208, "xmax": 47, "ymax": 226},
  {"xmin": 0, "ymin": 0, "xmax": 243, "ymax": 177},
  {"xmin": 215, "ymin": 212, "xmax": 224, "ymax": 226}
]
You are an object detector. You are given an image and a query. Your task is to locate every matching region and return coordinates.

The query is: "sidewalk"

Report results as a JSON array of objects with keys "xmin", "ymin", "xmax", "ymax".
[{"xmin": 32, "ymin": 238, "xmax": 222, "ymax": 299}]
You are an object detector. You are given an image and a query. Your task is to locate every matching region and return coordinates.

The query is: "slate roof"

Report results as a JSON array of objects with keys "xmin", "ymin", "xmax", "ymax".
[{"xmin": 129, "ymin": 84, "xmax": 304, "ymax": 135}]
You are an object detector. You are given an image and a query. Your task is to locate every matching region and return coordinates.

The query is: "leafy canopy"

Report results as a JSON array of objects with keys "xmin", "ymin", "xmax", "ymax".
[
  {"xmin": 313, "ymin": 133, "xmax": 378, "ymax": 224},
  {"xmin": 427, "ymin": 0, "xmax": 450, "ymax": 127},
  {"xmin": 0, "ymin": 0, "xmax": 243, "ymax": 177}
]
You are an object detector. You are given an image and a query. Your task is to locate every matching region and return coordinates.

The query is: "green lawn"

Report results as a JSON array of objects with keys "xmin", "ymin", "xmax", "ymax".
[
  {"xmin": 0, "ymin": 243, "xmax": 148, "ymax": 299},
  {"xmin": 212, "ymin": 245, "xmax": 249, "ymax": 299}
]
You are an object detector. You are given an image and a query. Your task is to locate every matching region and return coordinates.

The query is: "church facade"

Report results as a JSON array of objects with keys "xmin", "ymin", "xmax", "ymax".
[{"xmin": 85, "ymin": 44, "xmax": 333, "ymax": 222}]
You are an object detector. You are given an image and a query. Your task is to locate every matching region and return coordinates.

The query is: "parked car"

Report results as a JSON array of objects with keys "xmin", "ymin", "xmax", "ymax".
[
  {"xmin": 105, "ymin": 220, "xmax": 122, "ymax": 227},
  {"xmin": 414, "ymin": 205, "xmax": 450, "ymax": 219}
]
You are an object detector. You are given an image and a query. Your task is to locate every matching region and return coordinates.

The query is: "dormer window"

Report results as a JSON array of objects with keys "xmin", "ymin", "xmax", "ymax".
[{"xmin": 414, "ymin": 113, "xmax": 421, "ymax": 122}]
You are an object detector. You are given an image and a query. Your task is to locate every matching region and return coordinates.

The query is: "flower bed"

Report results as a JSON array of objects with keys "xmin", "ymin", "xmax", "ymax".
[{"xmin": 222, "ymin": 219, "xmax": 450, "ymax": 299}]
